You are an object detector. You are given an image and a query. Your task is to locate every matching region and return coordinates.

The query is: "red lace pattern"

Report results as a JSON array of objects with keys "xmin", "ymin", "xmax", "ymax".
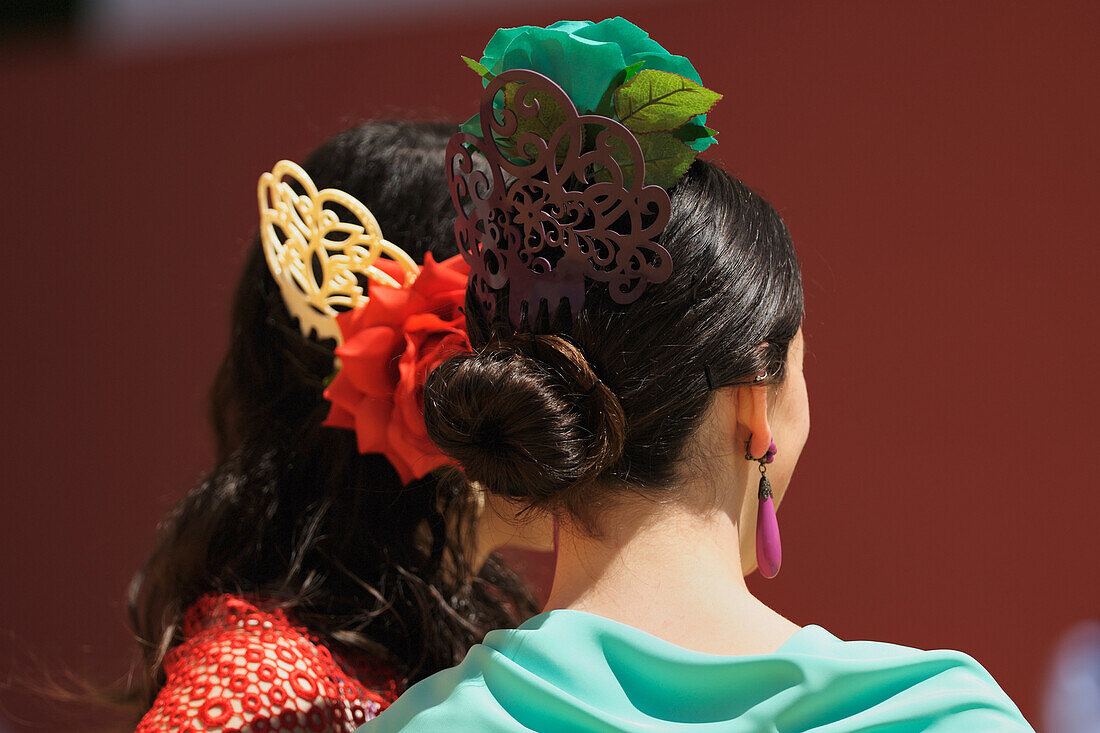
[{"xmin": 136, "ymin": 594, "xmax": 402, "ymax": 732}]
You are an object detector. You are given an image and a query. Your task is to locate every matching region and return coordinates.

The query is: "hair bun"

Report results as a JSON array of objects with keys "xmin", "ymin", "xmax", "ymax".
[{"xmin": 423, "ymin": 336, "xmax": 624, "ymax": 506}]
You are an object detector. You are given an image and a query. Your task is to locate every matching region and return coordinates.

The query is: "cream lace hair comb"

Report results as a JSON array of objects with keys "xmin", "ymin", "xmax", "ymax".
[{"xmin": 257, "ymin": 160, "xmax": 420, "ymax": 343}]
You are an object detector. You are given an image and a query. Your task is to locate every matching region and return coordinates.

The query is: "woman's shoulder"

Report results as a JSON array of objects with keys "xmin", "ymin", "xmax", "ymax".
[
  {"xmin": 136, "ymin": 593, "xmax": 400, "ymax": 733},
  {"xmin": 361, "ymin": 614, "xmax": 1034, "ymax": 732},
  {"xmin": 778, "ymin": 624, "xmax": 1033, "ymax": 730}
]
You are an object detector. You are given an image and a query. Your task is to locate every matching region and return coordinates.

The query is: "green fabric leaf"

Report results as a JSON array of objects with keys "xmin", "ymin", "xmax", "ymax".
[
  {"xmin": 638, "ymin": 132, "xmax": 699, "ymax": 188},
  {"xmin": 674, "ymin": 122, "xmax": 719, "ymax": 151},
  {"xmin": 675, "ymin": 123, "xmax": 717, "ymax": 142},
  {"xmin": 460, "ymin": 113, "xmax": 481, "ymax": 137},
  {"xmin": 621, "ymin": 60, "xmax": 646, "ymax": 84},
  {"xmin": 462, "ymin": 55, "xmax": 495, "ymax": 81},
  {"xmin": 500, "ymin": 82, "xmax": 577, "ymax": 164},
  {"xmin": 594, "ymin": 60, "xmax": 647, "ymax": 118},
  {"xmin": 606, "ymin": 131, "xmax": 698, "ymax": 189},
  {"xmin": 505, "ymin": 83, "xmax": 564, "ymax": 143},
  {"xmin": 614, "ymin": 70, "xmax": 722, "ymax": 134}
]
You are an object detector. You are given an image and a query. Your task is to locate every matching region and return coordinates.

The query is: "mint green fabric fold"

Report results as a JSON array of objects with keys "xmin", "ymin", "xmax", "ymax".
[{"xmin": 360, "ymin": 609, "xmax": 1032, "ymax": 732}]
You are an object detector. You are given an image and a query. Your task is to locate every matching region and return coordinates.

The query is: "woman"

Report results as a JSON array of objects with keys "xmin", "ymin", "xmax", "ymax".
[
  {"xmin": 129, "ymin": 121, "xmax": 545, "ymax": 731},
  {"xmin": 362, "ymin": 19, "xmax": 1033, "ymax": 732}
]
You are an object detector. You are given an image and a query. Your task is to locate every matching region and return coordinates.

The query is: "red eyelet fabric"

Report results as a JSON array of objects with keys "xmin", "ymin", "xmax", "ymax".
[{"xmin": 136, "ymin": 594, "xmax": 402, "ymax": 732}]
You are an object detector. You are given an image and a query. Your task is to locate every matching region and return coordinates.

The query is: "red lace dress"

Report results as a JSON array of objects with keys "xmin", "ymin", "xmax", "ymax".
[{"xmin": 136, "ymin": 594, "xmax": 402, "ymax": 732}]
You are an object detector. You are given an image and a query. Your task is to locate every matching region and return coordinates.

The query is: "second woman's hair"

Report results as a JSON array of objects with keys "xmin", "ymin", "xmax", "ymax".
[{"xmin": 127, "ymin": 121, "xmax": 536, "ymax": 710}]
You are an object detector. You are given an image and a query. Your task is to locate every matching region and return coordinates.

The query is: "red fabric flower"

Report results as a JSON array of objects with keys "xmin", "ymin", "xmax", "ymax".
[{"xmin": 323, "ymin": 253, "xmax": 470, "ymax": 484}]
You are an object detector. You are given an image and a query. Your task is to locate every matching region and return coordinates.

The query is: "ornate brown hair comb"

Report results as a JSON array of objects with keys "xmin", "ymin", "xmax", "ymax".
[{"xmin": 446, "ymin": 69, "xmax": 674, "ymax": 329}]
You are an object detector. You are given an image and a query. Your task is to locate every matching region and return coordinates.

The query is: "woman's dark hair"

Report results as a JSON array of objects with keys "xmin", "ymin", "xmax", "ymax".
[
  {"xmin": 127, "ymin": 121, "xmax": 536, "ymax": 711},
  {"xmin": 424, "ymin": 160, "xmax": 803, "ymax": 528}
]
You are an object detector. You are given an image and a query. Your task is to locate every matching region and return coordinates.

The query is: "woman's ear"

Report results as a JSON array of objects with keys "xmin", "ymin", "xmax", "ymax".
[{"xmin": 735, "ymin": 384, "xmax": 772, "ymax": 459}]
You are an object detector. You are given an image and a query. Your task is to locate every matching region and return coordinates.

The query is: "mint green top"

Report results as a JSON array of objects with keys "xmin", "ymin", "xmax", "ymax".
[{"xmin": 361, "ymin": 609, "xmax": 1032, "ymax": 732}]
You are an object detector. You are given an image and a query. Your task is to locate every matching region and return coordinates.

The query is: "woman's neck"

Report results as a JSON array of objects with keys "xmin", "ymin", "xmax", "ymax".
[{"xmin": 543, "ymin": 497, "xmax": 800, "ymax": 656}]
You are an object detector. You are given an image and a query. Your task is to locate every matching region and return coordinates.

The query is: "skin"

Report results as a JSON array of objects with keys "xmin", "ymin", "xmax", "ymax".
[
  {"xmin": 472, "ymin": 491, "xmax": 556, "ymax": 569},
  {"xmin": 543, "ymin": 330, "xmax": 810, "ymax": 655}
]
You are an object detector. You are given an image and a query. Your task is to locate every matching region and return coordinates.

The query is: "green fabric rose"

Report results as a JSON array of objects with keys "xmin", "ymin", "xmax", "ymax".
[
  {"xmin": 485, "ymin": 18, "xmax": 696, "ymax": 115},
  {"xmin": 463, "ymin": 17, "xmax": 717, "ymax": 153}
]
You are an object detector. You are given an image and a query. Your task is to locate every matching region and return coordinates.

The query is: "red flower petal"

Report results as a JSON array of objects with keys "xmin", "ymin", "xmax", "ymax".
[
  {"xmin": 403, "ymin": 312, "xmax": 454, "ymax": 335},
  {"xmin": 321, "ymin": 401, "xmax": 356, "ymax": 431},
  {"xmin": 375, "ymin": 256, "xmax": 411, "ymax": 283},
  {"xmin": 385, "ymin": 416, "xmax": 447, "ymax": 485},
  {"xmin": 394, "ymin": 335, "xmax": 428, "ymax": 442},
  {"xmin": 416, "ymin": 253, "xmax": 471, "ymax": 294},
  {"xmin": 334, "ymin": 326, "xmax": 401, "ymax": 397},
  {"xmin": 350, "ymin": 394, "xmax": 392, "ymax": 456},
  {"xmin": 322, "ymin": 376, "xmax": 362, "ymax": 429},
  {"xmin": 322, "ymin": 252, "xmax": 472, "ymax": 484},
  {"xmin": 363, "ymin": 285, "xmax": 412, "ymax": 325}
]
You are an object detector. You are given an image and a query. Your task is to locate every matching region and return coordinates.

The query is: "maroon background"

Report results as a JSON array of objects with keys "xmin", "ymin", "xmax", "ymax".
[{"xmin": 2, "ymin": 1, "xmax": 1097, "ymax": 729}]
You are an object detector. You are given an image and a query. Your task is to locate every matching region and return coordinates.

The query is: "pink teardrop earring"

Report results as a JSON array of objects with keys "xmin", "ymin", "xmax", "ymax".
[{"xmin": 746, "ymin": 437, "xmax": 782, "ymax": 578}]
